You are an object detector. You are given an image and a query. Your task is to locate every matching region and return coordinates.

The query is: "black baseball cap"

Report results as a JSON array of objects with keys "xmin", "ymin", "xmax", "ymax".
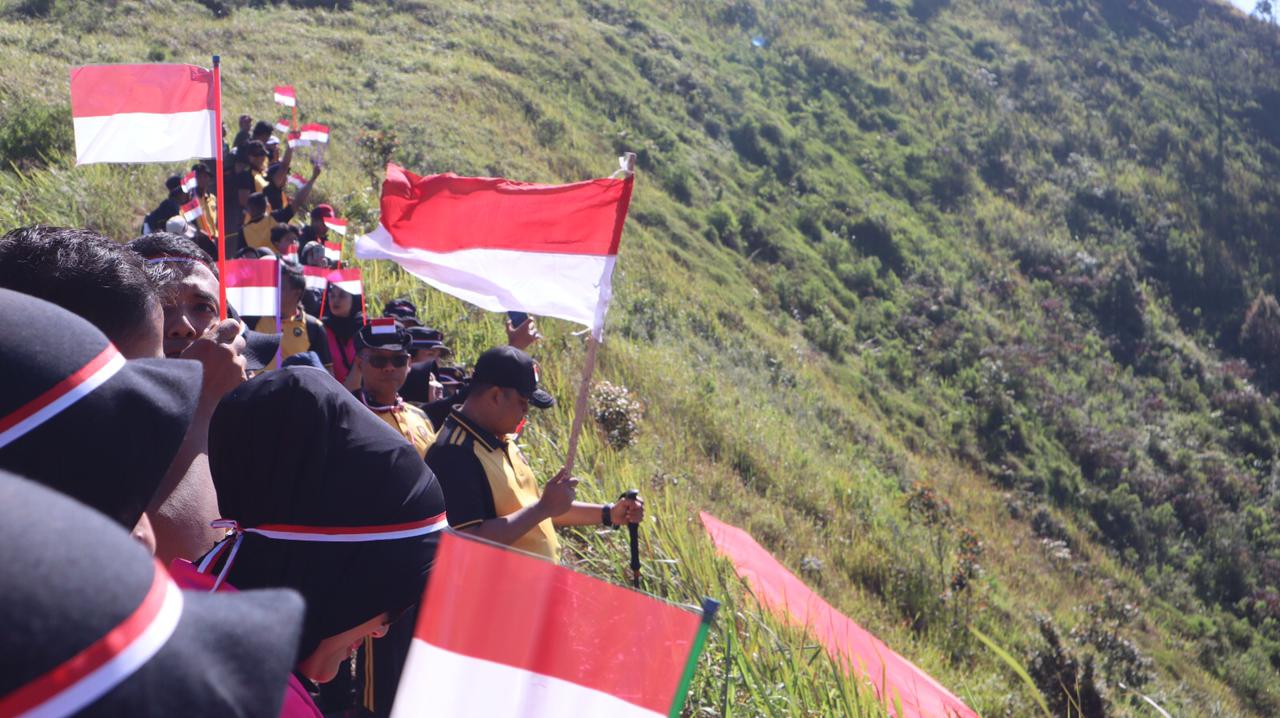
[
  {"xmin": 471, "ymin": 346, "xmax": 554, "ymax": 409},
  {"xmin": 358, "ymin": 317, "xmax": 411, "ymax": 353}
]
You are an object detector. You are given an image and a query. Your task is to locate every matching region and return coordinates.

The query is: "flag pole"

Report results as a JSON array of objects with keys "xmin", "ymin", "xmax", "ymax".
[
  {"xmin": 668, "ymin": 598, "xmax": 720, "ymax": 718},
  {"xmin": 562, "ymin": 151, "xmax": 635, "ymax": 477},
  {"xmin": 213, "ymin": 55, "xmax": 228, "ymax": 321}
]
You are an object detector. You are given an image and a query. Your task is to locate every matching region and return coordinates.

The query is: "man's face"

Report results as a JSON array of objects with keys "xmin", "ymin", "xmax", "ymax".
[
  {"xmin": 413, "ymin": 347, "xmax": 442, "ymax": 364},
  {"xmin": 115, "ymin": 300, "xmax": 165, "ymax": 359},
  {"xmin": 490, "ymin": 386, "xmax": 530, "ymax": 436},
  {"xmin": 248, "ymin": 152, "xmax": 267, "ymax": 171},
  {"xmin": 281, "ymin": 284, "xmax": 304, "ymax": 316},
  {"xmin": 312, "ymin": 216, "xmax": 329, "ymax": 237},
  {"xmin": 159, "ymin": 264, "xmax": 220, "ymax": 358},
  {"xmin": 359, "ymin": 348, "xmax": 411, "ymax": 397}
]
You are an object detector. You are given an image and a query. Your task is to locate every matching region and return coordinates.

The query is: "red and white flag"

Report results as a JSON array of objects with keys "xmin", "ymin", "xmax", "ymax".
[
  {"xmin": 69, "ymin": 64, "xmax": 216, "ymax": 165},
  {"xmin": 326, "ymin": 267, "xmax": 362, "ymax": 295},
  {"xmin": 180, "ymin": 198, "xmax": 203, "ymax": 222},
  {"xmin": 301, "ymin": 265, "xmax": 328, "ymax": 291},
  {"xmin": 223, "ymin": 259, "xmax": 279, "ymax": 316},
  {"xmin": 700, "ymin": 513, "xmax": 979, "ymax": 718},
  {"xmin": 273, "ymin": 85, "xmax": 296, "ymax": 107},
  {"xmin": 390, "ymin": 532, "xmax": 707, "ymax": 718},
  {"xmin": 356, "ymin": 163, "xmax": 633, "ymax": 337},
  {"xmin": 298, "ymin": 123, "xmax": 329, "ymax": 144},
  {"xmin": 274, "ymin": 118, "xmax": 291, "ymax": 133},
  {"xmin": 322, "ymin": 217, "xmax": 348, "ymax": 236},
  {"xmin": 279, "ymin": 241, "xmax": 299, "ymax": 263},
  {"xmin": 369, "ymin": 317, "xmax": 397, "ymax": 335},
  {"xmin": 287, "ymin": 173, "xmax": 307, "ymax": 189},
  {"xmin": 180, "ymin": 169, "xmax": 198, "ymax": 193},
  {"xmin": 286, "ymin": 132, "xmax": 304, "ymax": 149},
  {"xmin": 323, "ymin": 241, "xmax": 342, "ymax": 263}
]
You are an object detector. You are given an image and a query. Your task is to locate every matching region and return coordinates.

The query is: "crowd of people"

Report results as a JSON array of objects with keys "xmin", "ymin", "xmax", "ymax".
[{"xmin": 0, "ymin": 110, "xmax": 644, "ymax": 718}]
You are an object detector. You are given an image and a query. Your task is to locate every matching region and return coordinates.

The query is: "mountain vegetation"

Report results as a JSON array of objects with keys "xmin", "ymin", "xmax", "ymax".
[{"xmin": 2, "ymin": 0, "xmax": 1280, "ymax": 715}]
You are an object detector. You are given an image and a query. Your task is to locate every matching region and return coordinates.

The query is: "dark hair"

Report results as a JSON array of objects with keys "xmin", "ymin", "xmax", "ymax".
[
  {"xmin": 280, "ymin": 260, "xmax": 306, "ymax": 292},
  {"xmin": 247, "ymin": 192, "xmax": 268, "ymax": 213},
  {"xmin": 0, "ymin": 226, "xmax": 158, "ymax": 348},
  {"xmin": 269, "ymin": 224, "xmax": 298, "ymax": 247},
  {"xmin": 244, "ymin": 140, "xmax": 267, "ymax": 157},
  {"xmin": 127, "ymin": 232, "xmax": 219, "ymax": 282},
  {"xmin": 252, "ymin": 121, "xmax": 273, "ymax": 139}
]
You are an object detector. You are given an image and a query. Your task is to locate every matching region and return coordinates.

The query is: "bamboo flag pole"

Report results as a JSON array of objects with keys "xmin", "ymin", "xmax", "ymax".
[
  {"xmin": 212, "ymin": 55, "xmax": 228, "ymax": 320},
  {"xmin": 561, "ymin": 151, "xmax": 635, "ymax": 477}
]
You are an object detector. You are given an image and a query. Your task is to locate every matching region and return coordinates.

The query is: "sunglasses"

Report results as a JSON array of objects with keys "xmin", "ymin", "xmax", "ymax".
[{"xmin": 365, "ymin": 354, "xmax": 410, "ymax": 369}]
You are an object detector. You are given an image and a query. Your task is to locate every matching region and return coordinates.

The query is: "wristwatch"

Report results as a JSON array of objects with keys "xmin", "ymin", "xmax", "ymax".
[{"xmin": 602, "ymin": 503, "xmax": 615, "ymax": 528}]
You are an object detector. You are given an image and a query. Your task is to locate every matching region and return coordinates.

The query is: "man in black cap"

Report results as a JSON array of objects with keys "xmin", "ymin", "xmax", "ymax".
[
  {"xmin": 400, "ymin": 326, "xmax": 450, "ymax": 407},
  {"xmin": 356, "ymin": 318, "xmax": 437, "ymax": 458},
  {"xmin": 383, "ymin": 298, "xmax": 422, "ymax": 328},
  {"xmin": 426, "ymin": 346, "xmax": 643, "ymax": 562},
  {"xmin": 142, "ymin": 174, "xmax": 188, "ymax": 235}
]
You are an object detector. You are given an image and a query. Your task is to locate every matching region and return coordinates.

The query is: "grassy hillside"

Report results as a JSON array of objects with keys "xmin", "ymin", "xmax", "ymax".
[{"xmin": 3, "ymin": 0, "xmax": 1280, "ymax": 715}]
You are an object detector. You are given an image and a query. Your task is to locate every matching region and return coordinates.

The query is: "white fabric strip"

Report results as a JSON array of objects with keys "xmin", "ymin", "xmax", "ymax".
[
  {"xmin": 19, "ymin": 581, "xmax": 183, "ymax": 718},
  {"xmin": 332, "ymin": 280, "xmax": 362, "ymax": 294},
  {"xmin": 356, "ymin": 224, "xmax": 615, "ymax": 333},
  {"xmin": 224, "ymin": 286, "xmax": 278, "ymax": 317},
  {"xmin": 0, "ymin": 351, "xmax": 124, "ymax": 450},
  {"xmin": 390, "ymin": 641, "xmax": 662, "ymax": 718},
  {"xmin": 73, "ymin": 110, "xmax": 216, "ymax": 165},
  {"xmin": 245, "ymin": 517, "xmax": 449, "ymax": 542}
]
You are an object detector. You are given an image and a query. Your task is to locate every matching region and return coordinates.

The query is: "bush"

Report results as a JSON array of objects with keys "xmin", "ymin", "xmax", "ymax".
[
  {"xmin": 0, "ymin": 98, "xmax": 73, "ymax": 170},
  {"xmin": 590, "ymin": 381, "xmax": 644, "ymax": 450}
]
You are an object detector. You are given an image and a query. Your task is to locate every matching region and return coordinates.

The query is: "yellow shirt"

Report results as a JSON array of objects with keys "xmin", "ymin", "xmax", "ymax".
[
  {"xmin": 242, "ymin": 216, "xmax": 273, "ymax": 251},
  {"xmin": 368, "ymin": 400, "xmax": 436, "ymax": 459}
]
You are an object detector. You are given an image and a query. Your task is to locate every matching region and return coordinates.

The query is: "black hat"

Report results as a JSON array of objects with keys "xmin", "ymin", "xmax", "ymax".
[
  {"xmin": 383, "ymin": 299, "xmax": 420, "ymax": 327},
  {"xmin": 0, "ymin": 472, "xmax": 305, "ymax": 716},
  {"xmin": 164, "ymin": 174, "xmax": 183, "ymax": 192},
  {"xmin": 358, "ymin": 317, "xmax": 411, "ymax": 354},
  {"xmin": 407, "ymin": 325, "xmax": 447, "ymax": 351},
  {"xmin": 471, "ymin": 346, "xmax": 554, "ymax": 409},
  {"xmin": 0, "ymin": 288, "xmax": 201, "ymax": 529},
  {"xmin": 207, "ymin": 368, "xmax": 447, "ymax": 659}
]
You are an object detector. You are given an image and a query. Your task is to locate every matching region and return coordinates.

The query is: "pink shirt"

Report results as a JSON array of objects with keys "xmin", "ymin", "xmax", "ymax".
[{"xmin": 169, "ymin": 560, "xmax": 323, "ymax": 718}]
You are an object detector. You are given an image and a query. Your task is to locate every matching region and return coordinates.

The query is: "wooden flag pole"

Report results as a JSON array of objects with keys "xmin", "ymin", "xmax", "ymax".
[
  {"xmin": 561, "ymin": 151, "xmax": 636, "ymax": 478},
  {"xmin": 212, "ymin": 55, "xmax": 228, "ymax": 320},
  {"xmin": 291, "ymin": 104, "xmax": 298, "ymax": 132}
]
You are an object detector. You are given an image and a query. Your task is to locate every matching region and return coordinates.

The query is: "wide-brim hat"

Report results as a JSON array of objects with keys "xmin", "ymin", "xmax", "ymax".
[
  {"xmin": 0, "ymin": 473, "xmax": 305, "ymax": 717},
  {"xmin": 0, "ymin": 288, "xmax": 202, "ymax": 529}
]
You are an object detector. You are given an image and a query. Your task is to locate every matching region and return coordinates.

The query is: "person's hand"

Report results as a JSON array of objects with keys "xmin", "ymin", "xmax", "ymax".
[
  {"xmin": 537, "ymin": 468, "xmax": 578, "ymax": 518},
  {"xmin": 506, "ymin": 317, "xmax": 539, "ymax": 351},
  {"xmin": 180, "ymin": 319, "xmax": 247, "ymax": 415},
  {"xmin": 238, "ymin": 114, "xmax": 252, "ymax": 132},
  {"xmin": 611, "ymin": 494, "xmax": 644, "ymax": 526},
  {"xmin": 427, "ymin": 372, "xmax": 444, "ymax": 403},
  {"xmin": 311, "ymin": 155, "xmax": 324, "ymax": 176}
]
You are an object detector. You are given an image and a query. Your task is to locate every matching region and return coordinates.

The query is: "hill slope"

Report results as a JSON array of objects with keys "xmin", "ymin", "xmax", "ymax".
[{"xmin": 3, "ymin": 0, "xmax": 1280, "ymax": 715}]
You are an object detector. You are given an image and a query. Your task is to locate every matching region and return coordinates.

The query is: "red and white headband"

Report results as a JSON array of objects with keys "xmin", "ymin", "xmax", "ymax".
[{"xmin": 0, "ymin": 560, "xmax": 183, "ymax": 717}]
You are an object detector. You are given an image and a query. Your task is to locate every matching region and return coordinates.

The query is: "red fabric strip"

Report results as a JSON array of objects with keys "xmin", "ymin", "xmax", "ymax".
[
  {"xmin": 700, "ymin": 512, "xmax": 978, "ymax": 718},
  {"xmin": 414, "ymin": 532, "xmax": 700, "ymax": 714},
  {"xmin": 378, "ymin": 164, "xmax": 632, "ymax": 256},
  {"xmin": 254, "ymin": 513, "xmax": 447, "ymax": 535},
  {"xmin": 0, "ymin": 344, "xmax": 117, "ymax": 435},
  {"xmin": 223, "ymin": 258, "xmax": 280, "ymax": 288},
  {"xmin": 69, "ymin": 64, "xmax": 215, "ymax": 118},
  {"xmin": 0, "ymin": 561, "xmax": 169, "ymax": 715}
]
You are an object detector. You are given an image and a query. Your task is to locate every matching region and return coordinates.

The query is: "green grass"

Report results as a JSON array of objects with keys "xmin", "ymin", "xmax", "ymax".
[{"xmin": 4, "ymin": 0, "xmax": 1280, "ymax": 715}]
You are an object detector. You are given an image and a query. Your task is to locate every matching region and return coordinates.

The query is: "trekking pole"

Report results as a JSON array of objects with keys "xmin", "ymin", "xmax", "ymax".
[{"xmin": 622, "ymin": 489, "xmax": 641, "ymax": 588}]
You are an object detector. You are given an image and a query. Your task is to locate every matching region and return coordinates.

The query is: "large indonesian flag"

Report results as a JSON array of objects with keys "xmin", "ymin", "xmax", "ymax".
[
  {"xmin": 700, "ymin": 513, "xmax": 979, "ymax": 718},
  {"xmin": 223, "ymin": 259, "xmax": 278, "ymax": 317},
  {"xmin": 69, "ymin": 64, "xmax": 216, "ymax": 165},
  {"xmin": 391, "ymin": 532, "xmax": 705, "ymax": 718},
  {"xmin": 356, "ymin": 163, "xmax": 632, "ymax": 336}
]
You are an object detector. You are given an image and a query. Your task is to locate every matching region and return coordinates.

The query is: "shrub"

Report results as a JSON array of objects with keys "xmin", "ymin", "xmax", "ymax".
[
  {"xmin": 0, "ymin": 97, "xmax": 73, "ymax": 170},
  {"xmin": 590, "ymin": 381, "xmax": 644, "ymax": 450}
]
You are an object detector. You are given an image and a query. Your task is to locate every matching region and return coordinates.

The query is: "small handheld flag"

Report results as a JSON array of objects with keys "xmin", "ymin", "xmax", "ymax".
[
  {"xmin": 180, "ymin": 198, "xmax": 203, "ymax": 222},
  {"xmin": 301, "ymin": 265, "xmax": 328, "ymax": 291},
  {"xmin": 279, "ymin": 241, "xmax": 298, "ymax": 263},
  {"xmin": 323, "ymin": 241, "xmax": 342, "ymax": 263},
  {"xmin": 298, "ymin": 123, "xmax": 329, "ymax": 144},
  {"xmin": 273, "ymin": 119, "xmax": 291, "ymax": 133},
  {"xmin": 322, "ymin": 217, "xmax": 348, "ymax": 236},
  {"xmin": 369, "ymin": 317, "xmax": 397, "ymax": 335},
  {"xmin": 287, "ymin": 173, "xmax": 307, "ymax": 189},
  {"xmin": 272, "ymin": 85, "xmax": 296, "ymax": 107},
  {"xmin": 179, "ymin": 170, "xmax": 198, "ymax": 193},
  {"xmin": 223, "ymin": 259, "xmax": 279, "ymax": 317},
  {"xmin": 286, "ymin": 132, "xmax": 304, "ymax": 149},
  {"xmin": 326, "ymin": 268, "xmax": 362, "ymax": 295}
]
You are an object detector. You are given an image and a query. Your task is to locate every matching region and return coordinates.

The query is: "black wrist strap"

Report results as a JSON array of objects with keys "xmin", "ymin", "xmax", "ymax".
[{"xmin": 602, "ymin": 503, "xmax": 614, "ymax": 527}]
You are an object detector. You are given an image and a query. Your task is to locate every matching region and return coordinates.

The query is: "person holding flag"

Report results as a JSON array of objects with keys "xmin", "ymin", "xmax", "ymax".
[
  {"xmin": 426, "ymin": 346, "xmax": 643, "ymax": 562},
  {"xmin": 142, "ymin": 174, "xmax": 189, "ymax": 235}
]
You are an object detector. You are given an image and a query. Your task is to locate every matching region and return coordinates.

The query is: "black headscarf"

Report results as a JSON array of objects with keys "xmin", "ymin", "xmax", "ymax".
[
  {"xmin": 0, "ymin": 288, "xmax": 201, "ymax": 529},
  {"xmin": 0, "ymin": 472, "xmax": 305, "ymax": 717},
  {"xmin": 207, "ymin": 367, "xmax": 446, "ymax": 659},
  {"xmin": 322, "ymin": 293, "xmax": 364, "ymax": 344}
]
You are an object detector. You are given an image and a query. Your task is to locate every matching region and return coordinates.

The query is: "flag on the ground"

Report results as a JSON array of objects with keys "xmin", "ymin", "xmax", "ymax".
[
  {"xmin": 180, "ymin": 169, "xmax": 198, "ymax": 193},
  {"xmin": 273, "ymin": 85, "xmax": 296, "ymax": 107},
  {"xmin": 301, "ymin": 266, "xmax": 328, "ymax": 291},
  {"xmin": 390, "ymin": 532, "xmax": 706, "ymax": 718},
  {"xmin": 699, "ymin": 512, "xmax": 979, "ymax": 718},
  {"xmin": 180, "ymin": 198, "xmax": 203, "ymax": 222},
  {"xmin": 288, "ymin": 173, "xmax": 307, "ymax": 189},
  {"xmin": 355, "ymin": 163, "xmax": 633, "ymax": 337},
  {"xmin": 323, "ymin": 241, "xmax": 342, "ymax": 263},
  {"xmin": 326, "ymin": 267, "xmax": 362, "ymax": 295},
  {"xmin": 287, "ymin": 132, "xmax": 304, "ymax": 149},
  {"xmin": 322, "ymin": 217, "xmax": 348, "ymax": 235},
  {"xmin": 298, "ymin": 123, "xmax": 329, "ymax": 143},
  {"xmin": 69, "ymin": 64, "xmax": 216, "ymax": 165},
  {"xmin": 223, "ymin": 259, "xmax": 279, "ymax": 316},
  {"xmin": 274, "ymin": 118, "xmax": 291, "ymax": 133}
]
